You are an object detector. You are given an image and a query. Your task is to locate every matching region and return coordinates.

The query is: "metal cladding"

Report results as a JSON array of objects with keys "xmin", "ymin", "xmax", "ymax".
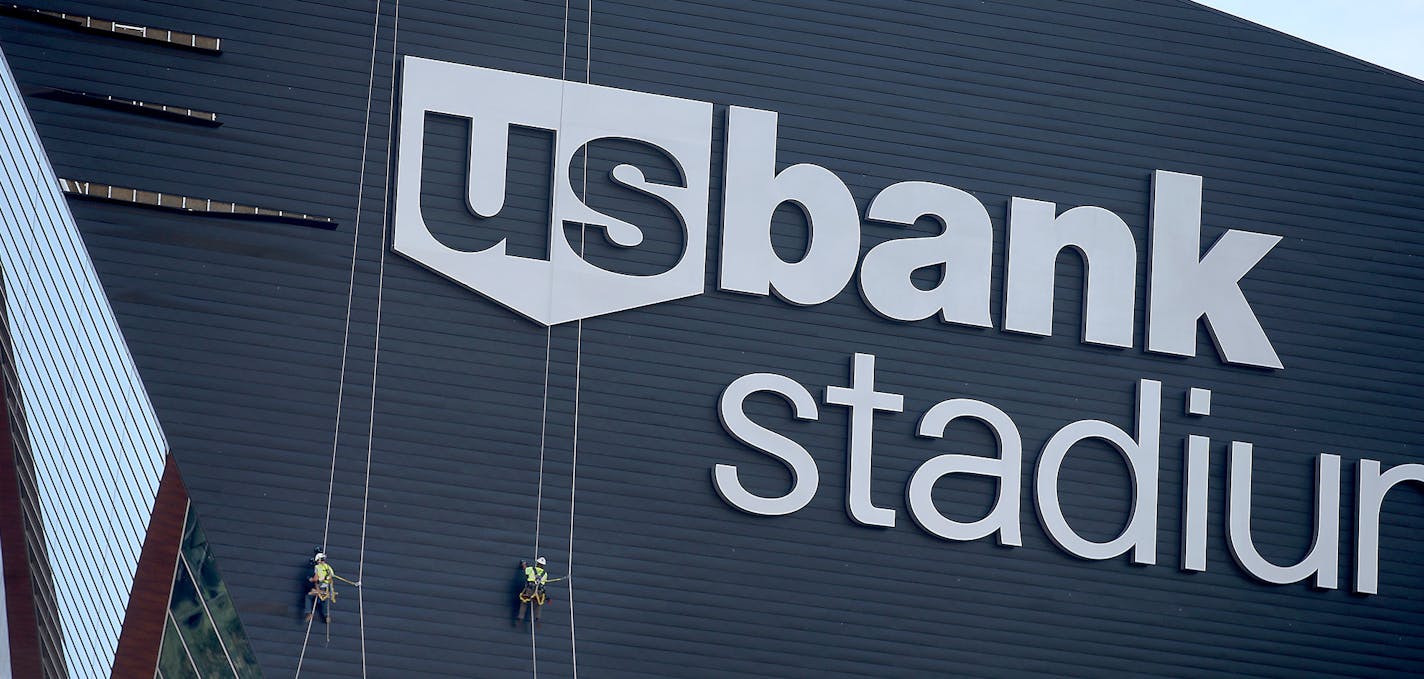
[
  {"xmin": 1, "ymin": 1, "xmax": 1423, "ymax": 677},
  {"xmin": 0, "ymin": 43, "xmax": 167, "ymax": 678}
]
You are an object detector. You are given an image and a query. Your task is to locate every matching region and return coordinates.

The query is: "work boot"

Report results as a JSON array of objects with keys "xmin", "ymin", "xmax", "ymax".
[
  {"xmin": 304, "ymin": 613, "xmax": 312, "ymax": 623},
  {"xmin": 325, "ymin": 616, "xmax": 331, "ymax": 624}
]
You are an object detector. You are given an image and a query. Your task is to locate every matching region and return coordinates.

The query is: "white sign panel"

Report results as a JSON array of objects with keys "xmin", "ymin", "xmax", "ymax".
[{"xmin": 393, "ymin": 56, "xmax": 712, "ymax": 325}]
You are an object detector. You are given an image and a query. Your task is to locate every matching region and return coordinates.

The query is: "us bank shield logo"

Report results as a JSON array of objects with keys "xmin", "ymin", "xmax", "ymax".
[{"xmin": 393, "ymin": 56, "xmax": 713, "ymax": 325}]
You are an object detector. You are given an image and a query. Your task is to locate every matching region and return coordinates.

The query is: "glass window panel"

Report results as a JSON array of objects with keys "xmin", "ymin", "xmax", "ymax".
[
  {"xmin": 157, "ymin": 613, "xmax": 200, "ymax": 679},
  {"xmin": 169, "ymin": 555, "xmax": 237, "ymax": 678},
  {"xmin": 180, "ymin": 507, "xmax": 263, "ymax": 677}
]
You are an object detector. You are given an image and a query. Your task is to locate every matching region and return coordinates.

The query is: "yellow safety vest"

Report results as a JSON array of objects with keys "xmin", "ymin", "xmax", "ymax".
[
  {"xmin": 524, "ymin": 565, "xmax": 547, "ymax": 585},
  {"xmin": 314, "ymin": 562, "xmax": 334, "ymax": 585}
]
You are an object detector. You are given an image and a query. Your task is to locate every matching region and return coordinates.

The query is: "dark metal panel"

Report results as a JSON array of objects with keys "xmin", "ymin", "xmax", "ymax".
[{"xmin": 3, "ymin": 0, "xmax": 1423, "ymax": 677}]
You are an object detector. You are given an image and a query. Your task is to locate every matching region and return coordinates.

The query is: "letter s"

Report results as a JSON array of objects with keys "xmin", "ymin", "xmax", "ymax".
[{"xmin": 713, "ymin": 373, "xmax": 820, "ymax": 516}]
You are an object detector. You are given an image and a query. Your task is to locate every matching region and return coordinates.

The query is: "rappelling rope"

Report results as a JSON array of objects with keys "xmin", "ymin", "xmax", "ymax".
[
  {"xmin": 528, "ymin": 0, "xmax": 574, "ymax": 671},
  {"xmin": 533, "ymin": 331, "xmax": 552, "ymax": 559},
  {"xmin": 354, "ymin": 0, "xmax": 401, "ymax": 675},
  {"xmin": 529, "ymin": 324, "xmax": 552, "ymax": 676},
  {"xmin": 528, "ymin": 2, "xmax": 589, "ymax": 678},
  {"xmin": 295, "ymin": 0, "xmax": 384, "ymax": 674},
  {"xmin": 566, "ymin": 3, "xmax": 591, "ymax": 676}
]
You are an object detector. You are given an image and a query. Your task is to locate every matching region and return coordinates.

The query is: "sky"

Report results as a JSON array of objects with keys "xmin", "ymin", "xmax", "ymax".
[{"xmin": 1194, "ymin": 0, "xmax": 1424, "ymax": 80}]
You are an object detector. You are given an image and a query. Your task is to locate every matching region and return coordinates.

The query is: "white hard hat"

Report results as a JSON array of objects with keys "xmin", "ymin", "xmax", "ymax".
[
  {"xmin": 315, "ymin": 552, "xmax": 326, "ymax": 561},
  {"xmin": 536, "ymin": 556, "xmax": 547, "ymax": 565}
]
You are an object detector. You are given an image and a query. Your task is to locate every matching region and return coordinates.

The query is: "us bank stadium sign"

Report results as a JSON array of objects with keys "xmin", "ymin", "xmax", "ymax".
[{"xmin": 391, "ymin": 56, "xmax": 1420, "ymax": 596}]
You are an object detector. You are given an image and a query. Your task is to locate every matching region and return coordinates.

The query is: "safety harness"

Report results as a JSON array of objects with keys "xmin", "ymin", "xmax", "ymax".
[{"xmin": 520, "ymin": 566, "xmax": 549, "ymax": 605}]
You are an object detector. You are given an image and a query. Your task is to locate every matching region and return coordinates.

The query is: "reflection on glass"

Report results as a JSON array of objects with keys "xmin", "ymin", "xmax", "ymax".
[
  {"xmin": 154, "ymin": 505, "xmax": 263, "ymax": 677},
  {"xmin": 157, "ymin": 612, "xmax": 200, "ymax": 678},
  {"xmin": 170, "ymin": 557, "xmax": 234, "ymax": 676},
  {"xmin": 183, "ymin": 506, "xmax": 262, "ymax": 676}
]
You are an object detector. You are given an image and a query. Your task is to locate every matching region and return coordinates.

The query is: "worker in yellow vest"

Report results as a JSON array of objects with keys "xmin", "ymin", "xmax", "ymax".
[
  {"xmin": 303, "ymin": 548, "xmax": 361, "ymax": 625},
  {"xmin": 516, "ymin": 556, "xmax": 549, "ymax": 623},
  {"xmin": 306, "ymin": 551, "xmax": 335, "ymax": 623}
]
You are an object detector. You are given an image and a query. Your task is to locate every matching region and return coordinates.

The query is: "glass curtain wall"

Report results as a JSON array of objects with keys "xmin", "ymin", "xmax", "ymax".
[{"xmin": 155, "ymin": 506, "xmax": 260, "ymax": 678}]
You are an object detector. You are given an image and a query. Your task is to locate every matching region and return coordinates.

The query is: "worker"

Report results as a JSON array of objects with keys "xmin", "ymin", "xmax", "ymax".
[
  {"xmin": 306, "ymin": 550, "xmax": 335, "ymax": 624},
  {"xmin": 516, "ymin": 556, "xmax": 549, "ymax": 623}
]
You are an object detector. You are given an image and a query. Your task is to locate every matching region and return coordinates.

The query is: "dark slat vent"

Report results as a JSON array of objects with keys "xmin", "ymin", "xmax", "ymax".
[
  {"xmin": 60, "ymin": 179, "xmax": 336, "ymax": 229},
  {"xmin": 0, "ymin": 4, "xmax": 221, "ymax": 52},
  {"xmin": 26, "ymin": 86, "xmax": 219, "ymax": 125}
]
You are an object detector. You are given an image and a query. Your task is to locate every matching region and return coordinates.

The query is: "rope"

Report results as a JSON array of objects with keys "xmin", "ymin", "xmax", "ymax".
[
  {"xmin": 525, "ymin": 1, "xmax": 596, "ymax": 675},
  {"xmin": 533, "ymin": 328, "xmax": 551, "ymax": 558},
  {"xmin": 566, "ymin": 4, "xmax": 592, "ymax": 676},
  {"xmin": 355, "ymin": 0, "xmax": 401, "ymax": 673},
  {"xmin": 528, "ymin": 323, "xmax": 552, "ymax": 675},
  {"xmin": 296, "ymin": 1, "xmax": 383, "ymax": 674},
  {"xmin": 527, "ymin": 1, "xmax": 577, "ymax": 674}
]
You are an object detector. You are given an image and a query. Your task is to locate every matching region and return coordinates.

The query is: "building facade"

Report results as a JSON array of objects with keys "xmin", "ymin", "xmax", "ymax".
[{"xmin": 0, "ymin": 1, "xmax": 1422, "ymax": 677}]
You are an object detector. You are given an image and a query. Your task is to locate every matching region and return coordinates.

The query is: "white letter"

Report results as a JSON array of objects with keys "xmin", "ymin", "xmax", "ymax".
[
  {"xmin": 825, "ymin": 353, "xmax": 902, "ymax": 527},
  {"xmin": 1226, "ymin": 445, "xmax": 1339, "ymax": 588},
  {"xmin": 1354, "ymin": 459, "xmax": 1424, "ymax": 594},
  {"xmin": 1004, "ymin": 198, "xmax": 1137, "ymax": 347},
  {"xmin": 1182, "ymin": 388, "xmax": 1212, "ymax": 570},
  {"xmin": 859, "ymin": 181, "xmax": 993, "ymax": 326},
  {"xmin": 713, "ymin": 373, "xmax": 820, "ymax": 516},
  {"xmin": 719, "ymin": 106, "xmax": 860, "ymax": 306},
  {"xmin": 1147, "ymin": 170, "xmax": 1283, "ymax": 369},
  {"xmin": 908, "ymin": 399, "xmax": 1023, "ymax": 545},
  {"xmin": 1182, "ymin": 435, "xmax": 1210, "ymax": 572},
  {"xmin": 1035, "ymin": 379, "xmax": 1161, "ymax": 564}
]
